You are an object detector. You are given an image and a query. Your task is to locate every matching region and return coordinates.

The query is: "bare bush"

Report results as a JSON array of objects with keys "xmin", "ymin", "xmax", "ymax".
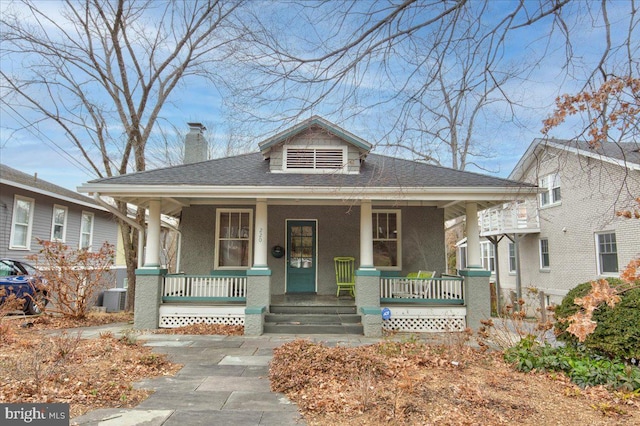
[{"xmin": 28, "ymin": 240, "xmax": 115, "ymax": 319}]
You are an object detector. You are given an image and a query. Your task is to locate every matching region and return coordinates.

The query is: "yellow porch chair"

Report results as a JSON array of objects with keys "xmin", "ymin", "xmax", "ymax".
[{"xmin": 334, "ymin": 256, "xmax": 356, "ymax": 297}]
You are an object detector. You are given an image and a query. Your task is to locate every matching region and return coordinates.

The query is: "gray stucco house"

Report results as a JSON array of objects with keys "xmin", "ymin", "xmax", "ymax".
[
  {"xmin": 0, "ymin": 163, "xmax": 118, "ymax": 268},
  {"xmin": 469, "ymin": 138, "xmax": 640, "ymax": 309},
  {"xmin": 78, "ymin": 117, "xmax": 537, "ymax": 336}
]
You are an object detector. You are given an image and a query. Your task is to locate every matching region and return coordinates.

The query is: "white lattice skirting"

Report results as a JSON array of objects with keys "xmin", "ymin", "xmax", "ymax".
[
  {"xmin": 381, "ymin": 306, "xmax": 467, "ymax": 332},
  {"xmin": 159, "ymin": 305, "xmax": 245, "ymax": 328}
]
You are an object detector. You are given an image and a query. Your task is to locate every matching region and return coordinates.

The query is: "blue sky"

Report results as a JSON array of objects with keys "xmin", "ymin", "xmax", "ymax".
[{"xmin": 1, "ymin": 1, "xmax": 637, "ymax": 191}]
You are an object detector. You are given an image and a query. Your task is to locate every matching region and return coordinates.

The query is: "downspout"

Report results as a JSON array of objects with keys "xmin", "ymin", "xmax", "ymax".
[{"xmin": 93, "ymin": 194, "xmax": 145, "ymax": 268}]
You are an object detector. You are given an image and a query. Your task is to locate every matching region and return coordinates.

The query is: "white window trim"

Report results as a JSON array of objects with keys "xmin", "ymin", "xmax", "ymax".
[
  {"xmin": 508, "ymin": 242, "xmax": 516, "ymax": 273},
  {"xmin": 282, "ymin": 145, "xmax": 349, "ymax": 174},
  {"xmin": 595, "ymin": 232, "xmax": 618, "ymax": 276},
  {"xmin": 9, "ymin": 195, "xmax": 35, "ymax": 250},
  {"xmin": 539, "ymin": 238, "xmax": 550, "ymax": 270},
  {"xmin": 214, "ymin": 208, "xmax": 253, "ymax": 270},
  {"xmin": 480, "ymin": 240, "xmax": 495, "ymax": 272},
  {"xmin": 79, "ymin": 211, "xmax": 95, "ymax": 250},
  {"xmin": 372, "ymin": 209, "xmax": 401, "ymax": 271},
  {"xmin": 51, "ymin": 204, "xmax": 68, "ymax": 242},
  {"xmin": 539, "ymin": 172, "xmax": 561, "ymax": 208}
]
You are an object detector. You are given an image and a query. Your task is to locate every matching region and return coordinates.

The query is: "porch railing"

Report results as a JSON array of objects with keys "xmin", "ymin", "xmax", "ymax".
[
  {"xmin": 162, "ymin": 274, "xmax": 247, "ymax": 302},
  {"xmin": 380, "ymin": 276, "xmax": 464, "ymax": 304}
]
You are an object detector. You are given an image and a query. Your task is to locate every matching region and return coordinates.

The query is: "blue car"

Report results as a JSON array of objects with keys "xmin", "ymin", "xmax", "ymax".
[{"xmin": 0, "ymin": 258, "xmax": 48, "ymax": 315}]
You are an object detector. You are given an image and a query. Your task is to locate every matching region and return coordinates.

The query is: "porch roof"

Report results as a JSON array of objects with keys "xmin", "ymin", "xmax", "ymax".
[{"xmin": 78, "ymin": 152, "xmax": 537, "ymax": 220}]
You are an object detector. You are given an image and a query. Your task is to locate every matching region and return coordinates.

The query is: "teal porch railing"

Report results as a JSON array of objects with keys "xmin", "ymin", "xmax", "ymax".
[
  {"xmin": 162, "ymin": 274, "xmax": 247, "ymax": 302},
  {"xmin": 380, "ymin": 276, "xmax": 464, "ymax": 304}
]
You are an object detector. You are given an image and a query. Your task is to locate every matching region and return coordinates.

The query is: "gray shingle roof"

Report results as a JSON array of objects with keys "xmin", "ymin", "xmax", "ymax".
[
  {"xmin": 87, "ymin": 152, "xmax": 530, "ymax": 188},
  {"xmin": 0, "ymin": 163, "xmax": 100, "ymax": 206},
  {"xmin": 549, "ymin": 139, "xmax": 640, "ymax": 165}
]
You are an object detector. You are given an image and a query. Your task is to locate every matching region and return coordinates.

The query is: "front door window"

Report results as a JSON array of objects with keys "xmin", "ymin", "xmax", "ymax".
[{"xmin": 286, "ymin": 220, "xmax": 316, "ymax": 293}]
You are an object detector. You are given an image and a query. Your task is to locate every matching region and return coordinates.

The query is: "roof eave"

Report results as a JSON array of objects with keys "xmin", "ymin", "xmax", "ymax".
[
  {"xmin": 78, "ymin": 183, "xmax": 538, "ymax": 201},
  {"xmin": 2, "ymin": 179, "xmax": 108, "ymax": 211},
  {"xmin": 258, "ymin": 116, "xmax": 372, "ymax": 154}
]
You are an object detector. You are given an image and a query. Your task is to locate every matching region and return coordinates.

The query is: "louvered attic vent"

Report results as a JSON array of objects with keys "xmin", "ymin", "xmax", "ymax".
[{"xmin": 285, "ymin": 147, "xmax": 346, "ymax": 172}]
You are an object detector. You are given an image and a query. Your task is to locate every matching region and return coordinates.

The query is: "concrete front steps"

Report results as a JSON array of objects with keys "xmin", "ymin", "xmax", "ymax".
[{"xmin": 264, "ymin": 304, "xmax": 363, "ymax": 334}]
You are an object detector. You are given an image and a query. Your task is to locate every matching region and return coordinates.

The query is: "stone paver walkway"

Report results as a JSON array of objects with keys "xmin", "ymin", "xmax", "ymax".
[{"xmin": 70, "ymin": 325, "xmax": 384, "ymax": 426}]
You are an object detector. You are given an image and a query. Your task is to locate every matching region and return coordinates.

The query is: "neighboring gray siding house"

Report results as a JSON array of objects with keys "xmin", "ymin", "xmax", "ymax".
[
  {"xmin": 475, "ymin": 138, "xmax": 640, "ymax": 307},
  {"xmin": 0, "ymin": 164, "xmax": 118, "ymax": 263},
  {"xmin": 78, "ymin": 116, "xmax": 537, "ymax": 336}
]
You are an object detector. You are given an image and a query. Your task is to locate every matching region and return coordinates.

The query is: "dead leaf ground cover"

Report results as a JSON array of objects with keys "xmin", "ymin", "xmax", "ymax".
[
  {"xmin": 270, "ymin": 338, "xmax": 640, "ymax": 426},
  {"xmin": 0, "ymin": 312, "xmax": 181, "ymax": 418},
  {"xmin": 2, "ymin": 312, "xmax": 638, "ymax": 425}
]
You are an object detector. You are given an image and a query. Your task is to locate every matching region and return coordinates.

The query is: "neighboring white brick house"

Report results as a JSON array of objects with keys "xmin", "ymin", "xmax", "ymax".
[{"xmin": 471, "ymin": 139, "xmax": 640, "ymax": 306}]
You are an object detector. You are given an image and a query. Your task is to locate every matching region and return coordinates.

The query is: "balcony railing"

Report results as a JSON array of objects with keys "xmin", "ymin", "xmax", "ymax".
[
  {"xmin": 380, "ymin": 276, "xmax": 464, "ymax": 304},
  {"xmin": 162, "ymin": 274, "xmax": 247, "ymax": 302},
  {"xmin": 479, "ymin": 201, "xmax": 540, "ymax": 235}
]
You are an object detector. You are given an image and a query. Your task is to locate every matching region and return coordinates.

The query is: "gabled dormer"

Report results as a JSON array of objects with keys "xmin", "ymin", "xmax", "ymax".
[{"xmin": 258, "ymin": 116, "xmax": 372, "ymax": 174}]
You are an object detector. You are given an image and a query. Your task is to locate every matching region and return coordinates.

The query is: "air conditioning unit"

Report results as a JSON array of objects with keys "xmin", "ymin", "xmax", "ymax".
[{"xmin": 103, "ymin": 288, "xmax": 127, "ymax": 312}]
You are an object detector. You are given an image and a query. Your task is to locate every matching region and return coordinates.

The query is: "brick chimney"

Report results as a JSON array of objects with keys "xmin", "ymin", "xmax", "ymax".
[{"xmin": 184, "ymin": 122, "xmax": 208, "ymax": 164}]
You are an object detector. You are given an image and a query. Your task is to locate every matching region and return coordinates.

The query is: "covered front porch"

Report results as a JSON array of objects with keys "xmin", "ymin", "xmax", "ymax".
[{"xmin": 157, "ymin": 277, "xmax": 467, "ymax": 334}]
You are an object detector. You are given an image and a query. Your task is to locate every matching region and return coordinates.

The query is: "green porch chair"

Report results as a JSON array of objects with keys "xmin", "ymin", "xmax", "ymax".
[
  {"xmin": 334, "ymin": 256, "xmax": 356, "ymax": 297},
  {"xmin": 405, "ymin": 270, "xmax": 436, "ymax": 298}
]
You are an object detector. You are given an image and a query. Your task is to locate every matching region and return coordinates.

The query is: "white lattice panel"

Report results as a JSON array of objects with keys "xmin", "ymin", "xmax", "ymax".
[
  {"xmin": 159, "ymin": 305, "xmax": 245, "ymax": 328},
  {"xmin": 381, "ymin": 306, "xmax": 466, "ymax": 332}
]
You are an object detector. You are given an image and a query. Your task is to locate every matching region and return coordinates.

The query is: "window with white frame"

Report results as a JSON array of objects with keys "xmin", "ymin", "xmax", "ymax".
[
  {"xmin": 372, "ymin": 210, "xmax": 400, "ymax": 269},
  {"xmin": 458, "ymin": 245, "xmax": 467, "ymax": 270},
  {"xmin": 480, "ymin": 241, "xmax": 495, "ymax": 272},
  {"xmin": 508, "ymin": 242, "xmax": 516, "ymax": 272},
  {"xmin": 51, "ymin": 205, "xmax": 68, "ymax": 241},
  {"xmin": 284, "ymin": 146, "xmax": 347, "ymax": 173},
  {"xmin": 539, "ymin": 238, "xmax": 550, "ymax": 269},
  {"xmin": 9, "ymin": 195, "xmax": 34, "ymax": 249},
  {"xmin": 215, "ymin": 209, "xmax": 253, "ymax": 268},
  {"xmin": 596, "ymin": 232, "xmax": 618, "ymax": 274},
  {"xmin": 79, "ymin": 212, "xmax": 94, "ymax": 249},
  {"xmin": 539, "ymin": 173, "xmax": 561, "ymax": 207}
]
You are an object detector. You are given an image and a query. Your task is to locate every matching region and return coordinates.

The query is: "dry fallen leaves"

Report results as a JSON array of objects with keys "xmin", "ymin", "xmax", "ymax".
[
  {"xmin": 270, "ymin": 338, "xmax": 640, "ymax": 426},
  {"xmin": 0, "ymin": 312, "xmax": 181, "ymax": 418}
]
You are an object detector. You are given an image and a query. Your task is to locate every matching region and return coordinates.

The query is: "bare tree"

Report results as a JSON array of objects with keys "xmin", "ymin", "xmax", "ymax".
[
  {"xmin": 227, "ymin": 0, "xmax": 638, "ymax": 170},
  {"xmin": 0, "ymin": 0, "xmax": 245, "ymax": 310}
]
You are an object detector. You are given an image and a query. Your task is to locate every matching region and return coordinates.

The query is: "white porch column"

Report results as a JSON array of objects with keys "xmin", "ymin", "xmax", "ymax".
[
  {"xmin": 465, "ymin": 201, "xmax": 482, "ymax": 268},
  {"xmin": 144, "ymin": 199, "xmax": 161, "ymax": 267},
  {"xmin": 253, "ymin": 198, "xmax": 268, "ymax": 269},
  {"xmin": 359, "ymin": 199, "xmax": 374, "ymax": 269}
]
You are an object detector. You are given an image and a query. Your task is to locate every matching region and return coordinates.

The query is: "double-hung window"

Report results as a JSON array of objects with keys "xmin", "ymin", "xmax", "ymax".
[
  {"xmin": 215, "ymin": 209, "xmax": 253, "ymax": 268},
  {"xmin": 539, "ymin": 238, "xmax": 550, "ymax": 269},
  {"xmin": 508, "ymin": 242, "xmax": 517, "ymax": 273},
  {"xmin": 480, "ymin": 241, "xmax": 495, "ymax": 272},
  {"xmin": 80, "ymin": 212, "xmax": 94, "ymax": 250},
  {"xmin": 596, "ymin": 232, "xmax": 618, "ymax": 274},
  {"xmin": 9, "ymin": 195, "xmax": 34, "ymax": 250},
  {"xmin": 372, "ymin": 210, "xmax": 400, "ymax": 269},
  {"xmin": 51, "ymin": 205, "xmax": 68, "ymax": 241},
  {"xmin": 539, "ymin": 173, "xmax": 561, "ymax": 207}
]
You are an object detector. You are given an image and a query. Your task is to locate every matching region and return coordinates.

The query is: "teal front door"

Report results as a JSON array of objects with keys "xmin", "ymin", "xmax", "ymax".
[{"xmin": 286, "ymin": 220, "xmax": 317, "ymax": 293}]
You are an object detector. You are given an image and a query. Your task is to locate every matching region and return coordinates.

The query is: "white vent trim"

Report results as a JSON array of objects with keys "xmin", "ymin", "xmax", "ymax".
[{"xmin": 283, "ymin": 146, "xmax": 348, "ymax": 173}]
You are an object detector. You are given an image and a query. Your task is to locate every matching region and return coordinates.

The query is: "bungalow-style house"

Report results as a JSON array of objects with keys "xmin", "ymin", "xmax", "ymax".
[
  {"xmin": 0, "ymin": 164, "xmax": 118, "ymax": 268},
  {"xmin": 78, "ymin": 117, "xmax": 537, "ymax": 336},
  {"xmin": 466, "ymin": 138, "xmax": 640, "ymax": 309}
]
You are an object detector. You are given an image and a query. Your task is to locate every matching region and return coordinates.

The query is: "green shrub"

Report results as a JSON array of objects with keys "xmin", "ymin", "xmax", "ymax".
[
  {"xmin": 504, "ymin": 336, "xmax": 640, "ymax": 391},
  {"xmin": 554, "ymin": 278, "xmax": 640, "ymax": 360}
]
